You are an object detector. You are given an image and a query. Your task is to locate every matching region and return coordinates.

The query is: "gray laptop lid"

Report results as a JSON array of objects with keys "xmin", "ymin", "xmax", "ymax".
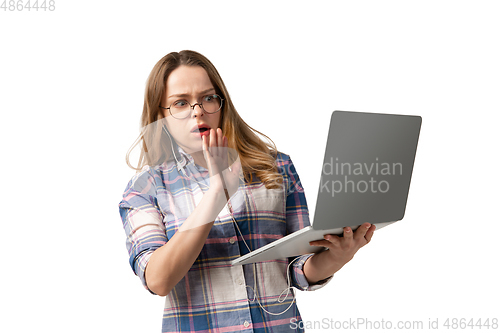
[{"xmin": 313, "ymin": 111, "xmax": 421, "ymax": 230}]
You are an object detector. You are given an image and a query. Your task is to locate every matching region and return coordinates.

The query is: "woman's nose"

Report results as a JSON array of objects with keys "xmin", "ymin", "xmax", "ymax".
[{"xmin": 192, "ymin": 104, "xmax": 205, "ymax": 117}]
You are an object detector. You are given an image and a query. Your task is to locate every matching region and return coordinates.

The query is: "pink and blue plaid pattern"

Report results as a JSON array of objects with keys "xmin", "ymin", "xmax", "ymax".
[{"xmin": 119, "ymin": 148, "xmax": 332, "ymax": 332}]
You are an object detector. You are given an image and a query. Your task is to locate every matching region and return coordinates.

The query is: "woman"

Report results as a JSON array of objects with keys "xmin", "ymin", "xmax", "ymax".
[{"xmin": 119, "ymin": 50, "xmax": 376, "ymax": 332}]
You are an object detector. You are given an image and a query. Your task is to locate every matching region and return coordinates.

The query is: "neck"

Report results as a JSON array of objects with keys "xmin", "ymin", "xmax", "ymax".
[
  {"xmin": 173, "ymin": 143, "xmax": 208, "ymax": 170},
  {"xmin": 191, "ymin": 151, "xmax": 208, "ymax": 169}
]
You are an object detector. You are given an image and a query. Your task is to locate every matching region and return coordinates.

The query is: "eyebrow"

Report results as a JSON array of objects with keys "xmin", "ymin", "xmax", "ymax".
[{"xmin": 167, "ymin": 88, "xmax": 216, "ymax": 100}]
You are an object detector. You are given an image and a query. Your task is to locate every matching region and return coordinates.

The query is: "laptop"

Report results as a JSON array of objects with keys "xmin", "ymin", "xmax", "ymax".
[{"xmin": 231, "ymin": 110, "xmax": 422, "ymax": 265}]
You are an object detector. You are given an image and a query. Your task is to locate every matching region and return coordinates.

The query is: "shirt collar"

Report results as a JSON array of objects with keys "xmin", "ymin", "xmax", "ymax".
[{"xmin": 175, "ymin": 145, "xmax": 207, "ymax": 172}]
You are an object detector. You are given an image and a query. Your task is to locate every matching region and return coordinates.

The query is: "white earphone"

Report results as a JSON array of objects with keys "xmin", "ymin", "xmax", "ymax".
[{"xmin": 163, "ymin": 125, "xmax": 188, "ymax": 176}]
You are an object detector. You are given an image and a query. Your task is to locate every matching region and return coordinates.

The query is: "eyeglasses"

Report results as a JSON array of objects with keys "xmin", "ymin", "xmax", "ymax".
[{"xmin": 159, "ymin": 94, "xmax": 224, "ymax": 119}]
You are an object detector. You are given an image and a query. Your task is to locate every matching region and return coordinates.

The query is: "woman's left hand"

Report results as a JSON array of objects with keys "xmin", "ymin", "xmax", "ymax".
[{"xmin": 305, "ymin": 223, "xmax": 376, "ymax": 283}]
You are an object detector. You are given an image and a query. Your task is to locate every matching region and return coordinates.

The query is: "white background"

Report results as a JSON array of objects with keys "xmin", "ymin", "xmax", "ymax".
[{"xmin": 1, "ymin": 1, "xmax": 499, "ymax": 332}]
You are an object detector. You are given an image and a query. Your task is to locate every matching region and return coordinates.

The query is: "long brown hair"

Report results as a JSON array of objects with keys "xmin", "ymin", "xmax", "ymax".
[{"xmin": 126, "ymin": 50, "xmax": 282, "ymax": 189}]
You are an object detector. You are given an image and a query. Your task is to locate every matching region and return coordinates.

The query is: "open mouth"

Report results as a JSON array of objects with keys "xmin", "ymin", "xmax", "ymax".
[
  {"xmin": 192, "ymin": 124, "xmax": 211, "ymax": 135},
  {"xmin": 191, "ymin": 124, "xmax": 210, "ymax": 137}
]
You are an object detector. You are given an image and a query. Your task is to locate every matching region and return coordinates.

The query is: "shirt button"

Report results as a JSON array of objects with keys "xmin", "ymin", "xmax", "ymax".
[
  {"xmin": 243, "ymin": 320, "xmax": 250, "ymax": 328},
  {"xmin": 237, "ymin": 279, "xmax": 244, "ymax": 285},
  {"xmin": 229, "ymin": 237, "xmax": 236, "ymax": 244}
]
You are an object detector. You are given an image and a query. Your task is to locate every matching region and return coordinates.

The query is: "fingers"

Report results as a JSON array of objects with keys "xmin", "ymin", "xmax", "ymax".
[
  {"xmin": 202, "ymin": 134, "xmax": 209, "ymax": 161},
  {"xmin": 311, "ymin": 223, "xmax": 375, "ymax": 249},
  {"xmin": 217, "ymin": 128, "xmax": 223, "ymax": 149},
  {"xmin": 349, "ymin": 223, "xmax": 376, "ymax": 248},
  {"xmin": 364, "ymin": 224, "xmax": 376, "ymax": 243},
  {"xmin": 204, "ymin": 129, "xmax": 226, "ymax": 159},
  {"xmin": 205, "ymin": 128, "xmax": 232, "ymax": 179},
  {"xmin": 353, "ymin": 223, "xmax": 369, "ymax": 240},
  {"xmin": 347, "ymin": 223, "xmax": 376, "ymax": 248},
  {"xmin": 310, "ymin": 234, "xmax": 341, "ymax": 249},
  {"xmin": 207, "ymin": 128, "xmax": 227, "ymax": 150},
  {"xmin": 220, "ymin": 129, "xmax": 228, "ymax": 162},
  {"xmin": 309, "ymin": 240, "xmax": 331, "ymax": 248},
  {"xmin": 209, "ymin": 128, "xmax": 217, "ymax": 150},
  {"xmin": 343, "ymin": 227, "xmax": 354, "ymax": 241}
]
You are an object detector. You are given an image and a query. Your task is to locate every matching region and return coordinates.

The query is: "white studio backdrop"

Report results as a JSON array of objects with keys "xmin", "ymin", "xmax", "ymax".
[{"xmin": 1, "ymin": 1, "xmax": 498, "ymax": 332}]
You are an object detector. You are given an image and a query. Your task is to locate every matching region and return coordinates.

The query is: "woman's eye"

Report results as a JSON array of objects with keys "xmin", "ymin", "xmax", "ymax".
[
  {"xmin": 203, "ymin": 95, "xmax": 214, "ymax": 102},
  {"xmin": 172, "ymin": 100, "xmax": 188, "ymax": 108}
]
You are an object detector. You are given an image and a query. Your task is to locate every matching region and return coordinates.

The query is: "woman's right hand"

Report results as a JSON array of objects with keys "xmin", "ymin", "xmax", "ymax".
[{"xmin": 202, "ymin": 128, "xmax": 241, "ymax": 200}]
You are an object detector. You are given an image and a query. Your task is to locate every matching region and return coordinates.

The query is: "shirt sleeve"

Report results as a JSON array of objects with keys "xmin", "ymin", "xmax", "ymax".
[
  {"xmin": 118, "ymin": 166, "xmax": 167, "ymax": 295},
  {"xmin": 278, "ymin": 153, "xmax": 333, "ymax": 291}
]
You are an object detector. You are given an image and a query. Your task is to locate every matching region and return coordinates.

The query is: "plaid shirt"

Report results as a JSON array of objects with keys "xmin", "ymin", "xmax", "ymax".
[{"xmin": 119, "ymin": 147, "xmax": 332, "ymax": 332}]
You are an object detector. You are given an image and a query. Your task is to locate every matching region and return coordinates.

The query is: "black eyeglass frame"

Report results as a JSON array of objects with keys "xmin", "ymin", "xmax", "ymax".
[{"xmin": 159, "ymin": 94, "xmax": 224, "ymax": 119}]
